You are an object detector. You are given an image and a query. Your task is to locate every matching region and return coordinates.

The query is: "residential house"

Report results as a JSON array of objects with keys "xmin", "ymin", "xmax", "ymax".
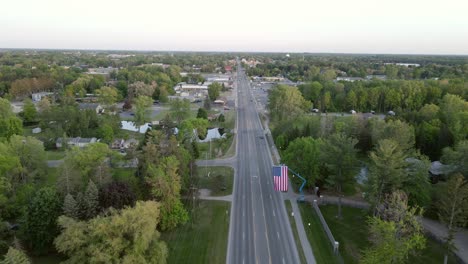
[
  {"xmin": 111, "ymin": 139, "xmax": 125, "ymax": 149},
  {"xmin": 123, "ymin": 138, "xmax": 139, "ymax": 149},
  {"xmin": 56, "ymin": 137, "xmax": 98, "ymax": 148},
  {"xmin": 78, "ymin": 103, "xmax": 104, "ymax": 114},
  {"xmin": 32, "ymin": 92, "xmax": 54, "ymax": 102}
]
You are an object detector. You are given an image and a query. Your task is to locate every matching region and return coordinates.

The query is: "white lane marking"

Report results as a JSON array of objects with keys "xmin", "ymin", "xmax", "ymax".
[
  {"xmin": 243, "ymin": 232, "xmax": 245, "ymax": 240},
  {"xmin": 273, "ymin": 210, "xmax": 276, "ymax": 217},
  {"xmin": 277, "ymin": 232, "xmax": 280, "ymax": 239},
  {"xmin": 282, "ymin": 257, "xmax": 285, "ymax": 264},
  {"xmin": 269, "ymin": 194, "xmax": 272, "ymax": 199},
  {"xmin": 243, "ymin": 210, "xmax": 245, "ymax": 217}
]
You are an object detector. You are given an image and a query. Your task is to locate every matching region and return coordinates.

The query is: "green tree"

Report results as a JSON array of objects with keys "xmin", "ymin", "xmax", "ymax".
[
  {"xmin": 134, "ymin": 96, "xmax": 153, "ymax": 127},
  {"xmin": 95, "ymin": 86, "xmax": 118, "ymax": 107},
  {"xmin": 20, "ymin": 187, "xmax": 62, "ymax": 255},
  {"xmin": 8, "ymin": 136, "xmax": 46, "ymax": 186},
  {"xmin": 282, "ymin": 137, "xmax": 322, "ymax": 188},
  {"xmin": 0, "ymin": 116, "xmax": 22, "ymax": 140},
  {"xmin": 437, "ymin": 174, "xmax": 468, "ymax": 264},
  {"xmin": 22, "ymin": 99, "xmax": 37, "ymax": 123},
  {"xmin": 208, "ymin": 82, "xmax": 221, "ymax": 101},
  {"xmin": 169, "ymin": 98, "xmax": 191, "ymax": 125},
  {"xmin": 0, "ymin": 98, "xmax": 14, "ymax": 118},
  {"xmin": 441, "ymin": 140, "xmax": 468, "ymax": 177},
  {"xmin": 439, "ymin": 94, "xmax": 468, "ymax": 143},
  {"xmin": 36, "ymin": 97, "xmax": 51, "ymax": 112},
  {"xmin": 370, "ymin": 119, "xmax": 415, "ymax": 153},
  {"xmin": 63, "ymin": 193, "xmax": 79, "ymax": 219},
  {"xmin": 321, "ymin": 133, "xmax": 359, "ymax": 218},
  {"xmin": 97, "ymin": 124, "xmax": 114, "ymax": 143},
  {"xmin": 402, "ymin": 155, "xmax": 431, "ymax": 207},
  {"xmin": 268, "ymin": 84, "xmax": 312, "ymax": 122},
  {"xmin": 83, "ymin": 180, "xmax": 99, "ymax": 220},
  {"xmin": 196, "ymin": 108, "xmax": 208, "ymax": 119},
  {"xmin": 58, "ymin": 143, "xmax": 111, "ymax": 194},
  {"xmin": 54, "ymin": 201, "xmax": 168, "ymax": 263},
  {"xmin": 361, "ymin": 191, "xmax": 426, "ymax": 264},
  {"xmin": 145, "ymin": 156, "xmax": 188, "ymax": 230},
  {"xmin": 366, "ymin": 139, "xmax": 407, "ymax": 213},
  {"xmin": 299, "ymin": 81, "xmax": 322, "ymax": 102},
  {"xmin": 320, "ymin": 69, "xmax": 336, "ymax": 81},
  {"xmin": 218, "ymin": 113, "xmax": 225, "ymax": 122},
  {"xmin": 0, "ymin": 247, "xmax": 30, "ymax": 264},
  {"xmin": 346, "ymin": 90, "xmax": 358, "ymax": 110}
]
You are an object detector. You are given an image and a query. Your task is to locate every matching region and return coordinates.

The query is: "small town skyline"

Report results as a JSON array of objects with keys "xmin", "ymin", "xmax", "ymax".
[{"xmin": 1, "ymin": 0, "xmax": 468, "ymax": 55}]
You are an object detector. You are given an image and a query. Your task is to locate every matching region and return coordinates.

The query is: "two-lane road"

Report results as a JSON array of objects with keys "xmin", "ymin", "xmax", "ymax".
[{"xmin": 227, "ymin": 63, "xmax": 300, "ymax": 264}]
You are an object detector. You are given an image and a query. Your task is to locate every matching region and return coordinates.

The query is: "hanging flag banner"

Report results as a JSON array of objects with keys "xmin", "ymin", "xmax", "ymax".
[{"xmin": 272, "ymin": 165, "xmax": 288, "ymax": 192}]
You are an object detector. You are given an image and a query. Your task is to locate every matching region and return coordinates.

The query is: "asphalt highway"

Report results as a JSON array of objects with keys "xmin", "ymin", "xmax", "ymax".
[{"xmin": 227, "ymin": 61, "xmax": 300, "ymax": 264}]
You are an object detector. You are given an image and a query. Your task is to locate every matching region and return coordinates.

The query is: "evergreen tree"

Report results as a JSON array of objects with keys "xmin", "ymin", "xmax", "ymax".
[
  {"xmin": 63, "ymin": 194, "xmax": 78, "ymax": 219},
  {"xmin": 84, "ymin": 180, "xmax": 99, "ymax": 220},
  {"xmin": 196, "ymin": 108, "xmax": 208, "ymax": 119}
]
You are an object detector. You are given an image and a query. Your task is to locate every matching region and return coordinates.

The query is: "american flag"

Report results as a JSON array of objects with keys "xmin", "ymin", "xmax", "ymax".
[{"xmin": 272, "ymin": 165, "xmax": 288, "ymax": 192}]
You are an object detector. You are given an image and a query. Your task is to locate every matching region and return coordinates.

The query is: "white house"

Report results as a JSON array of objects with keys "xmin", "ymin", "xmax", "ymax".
[
  {"xmin": 78, "ymin": 103, "xmax": 104, "ymax": 114},
  {"xmin": 32, "ymin": 92, "xmax": 53, "ymax": 102},
  {"xmin": 56, "ymin": 137, "xmax": 97, "ymax": 148}
]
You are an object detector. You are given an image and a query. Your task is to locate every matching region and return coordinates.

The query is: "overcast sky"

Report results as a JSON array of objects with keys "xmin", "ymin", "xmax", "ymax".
[{"xmin": 1, "ymin": 0, "xmax": 468, "ymax": 54}]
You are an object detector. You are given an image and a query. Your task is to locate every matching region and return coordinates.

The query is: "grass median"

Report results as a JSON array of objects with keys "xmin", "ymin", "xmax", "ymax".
[
  {"xmin": 285, "ymin": 200, "xmax": 307, "ymax": 264},
  {"xmin": 297, "ymin": 203, "xmax": 340, "ymax": 264},
  {"xmin": 196, "ymin": 166, "xmax": 233, "ymax": 196}
]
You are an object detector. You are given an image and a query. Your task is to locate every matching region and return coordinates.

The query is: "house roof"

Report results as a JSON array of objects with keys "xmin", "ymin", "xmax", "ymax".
[{"xmin": 78, "ymin": 103, "xmax": 101, "ymax": 110}]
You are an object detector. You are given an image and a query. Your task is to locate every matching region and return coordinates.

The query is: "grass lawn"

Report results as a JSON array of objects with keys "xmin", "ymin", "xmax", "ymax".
[
  {"xmin": 285, "ymin": 200, "xmax": 307, "ymax": 264},
  {"xmin": 45, "ymin": 150, "xmax": 66, "ymax": 160},
  {"xmin": 198, "ymin": 133, "xmax": 234, "ymax": 160},
  {"xmin": 319, "ymin": 204, "xmax": 458, "ymax": 264},
  {"xmin": 161, "ymin": 200, "xmax": 230, "ymax": 264},
  {"xmin": 298, "ymin": 203, "xmax": 340, "ymax": 264},
  {"xmin": 196, "ymin": 166, "xmax": 233, "ymax": 196}
]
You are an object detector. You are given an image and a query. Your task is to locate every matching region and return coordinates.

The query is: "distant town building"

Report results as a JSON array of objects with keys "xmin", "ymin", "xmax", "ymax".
[
  {"xmin": 384, "ymin": 63, "xmax": 420, "ymax": 67},
  {"xmin": 366, "ymin": 75, "xmax": 387, "ymax": 80},
  {"xmin": 78, "ymin": 103, "xmax": 104, "ymax": 114},
  {"xmin": 86, "ymin": 67, "xmax": 118, "ymax": 76},
  {"xmin": 56, "ymin": 137, "xmax": 98, "ymax": 148},
  {"xmin": 336, "ymin": 77, "xmax": 365, "ymax": 82},
  {"xmin": 32, "ymin": 92, "xmax": 54, "ymax": 102}
]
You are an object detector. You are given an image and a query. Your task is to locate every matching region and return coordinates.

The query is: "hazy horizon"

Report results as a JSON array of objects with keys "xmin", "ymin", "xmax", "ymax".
[{"xmin": 2, "ymin": 0, "xmax": 468, "ymax": 55}]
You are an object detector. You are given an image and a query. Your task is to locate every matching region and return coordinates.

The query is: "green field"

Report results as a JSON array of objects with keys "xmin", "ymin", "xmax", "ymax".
[
  {"xmin": 196, "ymin": 166, "xmax": 233, "ymax": 196},
  {"xmin": 316, "ymin": 204, "xmax": 458, "ymax": 264},
  {"xmin": 298, "ymin": 203, "xmax": 340, "ymax": 264},
  {"xmin": 161, "ymin": 201, "xmax": 230, "ymax": 264},
  {"xmin": 45, "ymin": 150, "xmax": 66, "ymax": 160},
  {"xmin": 285, "ymin": 200, "xmax": 307, "ymax": 264}
]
